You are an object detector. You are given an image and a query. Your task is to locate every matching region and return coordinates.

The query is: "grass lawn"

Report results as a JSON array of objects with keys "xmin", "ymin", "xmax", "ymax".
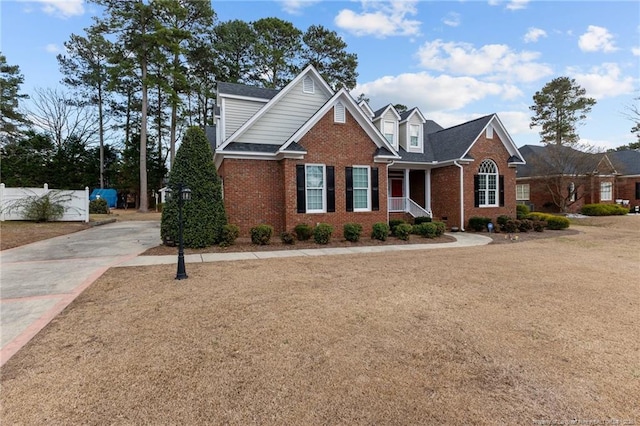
[{"xmin": 1, "ymin": 216, "xmax": 638, "ymax": 424}]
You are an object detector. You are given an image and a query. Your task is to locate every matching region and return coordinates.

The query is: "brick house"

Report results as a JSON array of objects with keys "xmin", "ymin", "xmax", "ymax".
[
  {"xmin": 209, "ymin": 65, "xmax": 525, "ymax": 236},
  {"xmin": 516, "ymin": 146, "xmax": 640, "ymax": 213}
]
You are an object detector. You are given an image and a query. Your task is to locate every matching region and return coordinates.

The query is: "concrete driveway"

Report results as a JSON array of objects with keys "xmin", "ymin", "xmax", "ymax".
[{"xmin": 0, "ymin": 221, "xmax": 161, "ymax": 366}]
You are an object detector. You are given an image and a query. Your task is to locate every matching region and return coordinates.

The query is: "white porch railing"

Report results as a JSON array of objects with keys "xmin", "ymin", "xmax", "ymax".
[{"xmin": 388, "ymin": 197, "xmax": 432, "ymax": 218}]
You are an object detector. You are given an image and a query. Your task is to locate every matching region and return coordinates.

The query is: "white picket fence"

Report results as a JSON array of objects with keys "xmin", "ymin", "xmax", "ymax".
[{"xmin": 0, "ymin": 183, "xmax": 89, "ymax": 222}]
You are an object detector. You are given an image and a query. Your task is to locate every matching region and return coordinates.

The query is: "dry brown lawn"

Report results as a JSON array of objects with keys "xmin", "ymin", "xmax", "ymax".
[{"xmin": 1, "ymin": 216, "xmax": 639, "ymax": 425}]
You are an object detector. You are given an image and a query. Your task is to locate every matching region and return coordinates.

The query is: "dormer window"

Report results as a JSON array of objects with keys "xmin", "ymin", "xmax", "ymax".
[
  {"xmin": 383, "ymin": 120, "xmax": 395, "ymax": 144},
  {"xmin": 334, "ymin": 102, "xmax": 345, "ymax": 123},
  {"xmin": 409, "ymin": 124, "xmax": 420, "ymax": 148},
  {"xmin": 303, "ymin": 76, "xmax": 314, "ymax": 94}
]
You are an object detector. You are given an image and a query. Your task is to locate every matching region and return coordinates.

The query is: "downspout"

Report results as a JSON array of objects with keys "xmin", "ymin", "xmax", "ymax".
[{"xmin": 454, "ymin": 161, "xmax": 465, "ymax": 231}]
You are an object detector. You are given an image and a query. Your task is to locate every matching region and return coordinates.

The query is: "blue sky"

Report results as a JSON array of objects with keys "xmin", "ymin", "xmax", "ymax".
[{"xmin": 1, "ymin": 0, "xmax": 639, "ymax": 150}]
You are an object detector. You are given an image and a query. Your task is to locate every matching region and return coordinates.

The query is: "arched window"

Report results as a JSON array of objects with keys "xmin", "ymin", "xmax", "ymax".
[{"xmin": 477, "ymin": 159, "xmax": 499, "ymax": 207}]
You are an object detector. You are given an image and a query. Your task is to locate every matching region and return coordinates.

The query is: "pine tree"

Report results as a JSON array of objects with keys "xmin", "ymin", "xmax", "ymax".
[{"xmin": 161, "ymin": 127, "xmax": 226, "ymax": 248}]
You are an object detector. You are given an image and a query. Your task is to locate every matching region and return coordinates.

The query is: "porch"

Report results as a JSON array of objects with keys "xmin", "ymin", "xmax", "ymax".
[{"xmin": 388, "ymin": 169, "xmax": 432, "ymax": 218}]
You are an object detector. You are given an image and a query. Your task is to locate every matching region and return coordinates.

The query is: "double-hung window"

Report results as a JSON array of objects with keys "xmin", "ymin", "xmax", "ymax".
[
  {"xmin": 478, "ymin": 159, "xmax": 498, "ymax": 207},
  {"xmin": 516, "ymin": 184, "xmax": 530, "ymax": 201},
  {"xmin": 352, "ymin": 166, "xmax": 370, "ymax": 211},
  {"xmin": 383, "ymin": 121, "xmax": 395, "ymax": 145},
  {"xmin": 600, "ymin": 181, "xmax": 612, "ymax": 201},
  {"xmin": 409, "ymin": 124, "xmax": 420, "ymax": 148},
  {"xmin": 305, "ymin": 164, "xmax": 325, "ymax": 213}
]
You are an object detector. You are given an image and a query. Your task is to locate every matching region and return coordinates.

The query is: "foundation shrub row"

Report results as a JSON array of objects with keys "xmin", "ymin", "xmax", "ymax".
[{"xmin": 469, "ymin": 210, "xmax": 571, "ymax": 233}]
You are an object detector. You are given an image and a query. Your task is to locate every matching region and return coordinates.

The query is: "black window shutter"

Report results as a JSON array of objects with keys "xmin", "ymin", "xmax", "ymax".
[
  {"xmin": 372, "ymin": 167, "xmax": 379, "ymax": 211},
  {"xmin": 345, "ymin": 167, "xmax": 353, "ymax": 212},
  {"xmin": 499, "ymin": 175, "xmax": 505, "ymax": 206},
  {"xmin": 636, "ymin": 182, "xmax": 640, "ymax": 200},
  {"xmin": 327, "ymin": 166, "xmax": 335, "ymax": 213},
  {"xmin": 474, "ymin": 174, "xmax": 480, "ymax": 207},
  {"xmin": 296, "ymin": 165, "xmax": 306, "ymax": 213}
]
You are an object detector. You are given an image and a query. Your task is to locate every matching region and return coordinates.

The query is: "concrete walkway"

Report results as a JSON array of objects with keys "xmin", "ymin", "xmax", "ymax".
[{"xmin": 0, "ymin": 222, "xmax": 490, "ymax": 367}]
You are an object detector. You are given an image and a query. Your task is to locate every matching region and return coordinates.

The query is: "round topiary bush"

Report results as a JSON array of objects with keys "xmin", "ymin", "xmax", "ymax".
[
  {"xmin": 294, "ymin": 223, "xmax": 313, "ymax": 241},
  {"xmin": 250, "ymin": 224, "xmax": 273, "ymax": 245},
  {"xmin": 89, "ymin": 198, "xmax": 109, "ymax": 214},
  {"xmin": 371, "ymin": 222, "xmax": 390, "ymax": 241},
  {"xmin": 313, "ymin": 223, "xmax": 333, "ymax": 244},
  {"xmin": 394, "ymin": 223, "xmax": 413, "ymax": 241},
  {"xmin": 343, "ymin": 223, "xmax": 363, "ymax": 242}
]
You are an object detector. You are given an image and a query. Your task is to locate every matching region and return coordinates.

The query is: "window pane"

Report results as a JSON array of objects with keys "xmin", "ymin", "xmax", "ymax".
[
  {"xmin": 488, "ymin": 191, "xmax": 496, "ymax": 205},
  {"xmin": 353, "ymin": 168, "xmax": 368, "ymax": 188},
  {"xmin": 307, "ymin": 189, "xmax": 323, "ymax": 210},
  {"xmin": 354, "ymin": 189, "xmax": 368, "ymax": 209},
  {"xmin": 306, "ymin": 166, "xmax": 323, "ymax": 189},
  {"xmin": 410, "ymin": 125, "xmax": 419, "ymax": 147},
  {"xmin": 352, "ymin": 167, "xmax": 369, "ymax": 210},
  {"xmin": 306, "ymin": 165, "xmax": 324, "ymax": 211}
]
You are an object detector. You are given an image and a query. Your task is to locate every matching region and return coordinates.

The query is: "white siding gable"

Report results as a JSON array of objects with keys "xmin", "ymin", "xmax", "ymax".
[
  {"xmin": 400, "ymin": 114, "xmax": 424, "ymax": 153},
  {"xmin": 237, "ymin": 77, "xmax": 331, "ymax": 145},
  {"xmin": 223, "ymin": 97, "xmax": 266, "ymax": 140}
]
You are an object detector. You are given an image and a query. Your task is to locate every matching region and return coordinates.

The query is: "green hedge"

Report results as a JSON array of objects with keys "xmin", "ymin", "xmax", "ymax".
[
  {"xmin": 313, "ymin": 223, "xmax": 333, "ymax": 244},
  {"xmin": 580, "ymin": 203, "xmax": 629, "ymax": 216},
  {"xmin": 343, "ymin": 223, "xmax": 363, "ymax": 242},
  {"xmin": 371, "ymin": 222, "xmax": 390, "ymax": 241}
]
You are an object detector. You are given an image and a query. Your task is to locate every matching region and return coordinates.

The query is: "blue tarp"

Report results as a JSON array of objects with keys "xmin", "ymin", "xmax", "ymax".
[{"xmin": 89, "ymin": 189, "xmax": 118, "ymax": 208}]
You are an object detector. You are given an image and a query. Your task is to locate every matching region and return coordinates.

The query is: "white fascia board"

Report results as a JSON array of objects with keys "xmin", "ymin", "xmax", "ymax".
[
  {"xmin": 219, "ymin": 93, "xmax": 272, "ymax": 103},
  {"xmin": 218, "ymin": 65, "xmax": 334, "ymax": 152}
]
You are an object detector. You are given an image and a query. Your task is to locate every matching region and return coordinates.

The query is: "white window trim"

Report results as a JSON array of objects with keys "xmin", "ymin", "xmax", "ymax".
[
  {"xmin": 305, "ymin": 164, "xmax": 326, "ymax": 213},
  {"xmin": 408, "ymin": 124, "xmax": 421, "ymax": 150},
  {"xmin": 600, "ymin": 181, "xmax": 612, "ymax": 201},
  {"xmin": 334, "ymin": 102, "xmax": 345, "ymax": 123},
  {"xmin": 478, "ymin": 159, "xmax": 499, "ymax": 207},
  {"xmin": 516, "ymin": 184, "xmax": 529, "ymax": 201},
  {"xmin": 352, "ymin": 165, "xmax": 371, "ymax": 212}
]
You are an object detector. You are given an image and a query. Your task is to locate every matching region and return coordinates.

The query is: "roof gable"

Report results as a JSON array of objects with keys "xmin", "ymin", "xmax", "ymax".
[
  {"xmin": 372, "ymin": 104, "xmax": 401, "ymax": 121},
  {"xmin": 399, "ymin": 107, "xmax": 426, "ymax": 124},
  {"xmin": 217, "ymin": 65, "xmax": 334, "ymax": 150},
  {"xmin": 280, "ymin": 88, "xmax": 399, "ymax": 159},
  {"xmin": 358, "ymin": 100, "xmax": 375, "ymax": 119}
]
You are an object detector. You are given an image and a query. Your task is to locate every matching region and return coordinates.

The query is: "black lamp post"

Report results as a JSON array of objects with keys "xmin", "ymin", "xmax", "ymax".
[{"xmin": 174, "ymin": 183, "xmax": 191, "ymax": 280}]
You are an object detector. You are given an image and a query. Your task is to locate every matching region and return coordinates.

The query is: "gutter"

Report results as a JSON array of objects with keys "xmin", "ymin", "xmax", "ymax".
[{"xmin": 454, "ymin": 160, "xmax": 465, "ymax": 231}]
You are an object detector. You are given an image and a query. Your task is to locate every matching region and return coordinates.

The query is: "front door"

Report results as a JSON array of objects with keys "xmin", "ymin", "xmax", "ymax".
[{"xmin": 391, "ymin": 179, "xmax": 403, "ymax": 197}]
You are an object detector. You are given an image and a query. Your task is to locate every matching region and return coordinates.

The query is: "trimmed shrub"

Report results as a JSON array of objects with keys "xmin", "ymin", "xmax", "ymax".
[
  {"xmin": 414, "ymin": 222, "xmax": 438, "ymax": 238},
  {"xmin": 496, "ymin": 215, "xmax": 511, "ymax": 230},
  {"xmin": 250, "ymin": 224, "xmax": 273, "ymax": 245},
  {"xmin": 371, "ymin": 222, "xmax": 390, "ymax": 241},
  {"xmin": 313, "ymin": 223, "xmax": 333, "ymax": 244},
  {"xmin": 518, "ymin": 219, "xmax": 533, "ymax": 232},
  {"xmin": 516, "ymin": 204, "xmax": 530, "ymax": 219},
  {"xmin": 503, "ymin": 219, "xmax": 519, "ymax": 233},
  {"xmin": 545, "ymin": 215, "xmax": 570, "ymax": 230},
  {"xmin": 280, "ymin": 231, "xmax": 296, "ymax": 245},
  {"xmin": 580, "ymin": 203, "xmax": 628, "ymax": 216},
  {"xmin": 161, "ymin": 127, "xmax": 226, "ymax": 248},
  {"xmin": 294, "ymin": 223, "xmax": 313, "ymax": 241},
  {"xmin": 414, "ymin": 216, "xmax": 432, "ymax": 225},
  {"xmin": 468, "ymin": 216, "xmax": 491, "ymax": 232},
  {"xmin": 433, "ymin": 221, "xmax": 446, "ymax": 237},
  {"xmin": 526, "ymin": 212, "xmax": 549, "ymax": 221},
  {"xmin": 394, "ymin": 223, "xmax": 413, "ymax": 241},
  {"xmin": 89, "ymin": 198, "xmax": 109, "ymax": 214},
  {"xmin": 343, "ymin": 223, "xmax": 363, "ymax": 242},
  {"xmin": 532, "ymin": 220, "xmax": 546, "ymax": 232},
  {"xmin": 389, "ymin": 219, "xmax": 406, "ymax": 236},
  {"xmin": 219, "ymin": 224, "xmax": 240, "ymax": 247}
]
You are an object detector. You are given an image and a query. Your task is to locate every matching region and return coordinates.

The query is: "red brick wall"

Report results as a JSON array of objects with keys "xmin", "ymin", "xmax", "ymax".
[
  {"xmin": 430, "ymin": 132, "xmax": 517, "ymax": 229},
  {"xmin": 283, "ymin": 109, "xmax": 388, "ymax": 238},
  {"xmin": 616, "ymin": 177, "xmax": 640, "ymax": 210},
  {"xmin": 218, "ymin": 159, "xmax": 285, "ymax": 236}
]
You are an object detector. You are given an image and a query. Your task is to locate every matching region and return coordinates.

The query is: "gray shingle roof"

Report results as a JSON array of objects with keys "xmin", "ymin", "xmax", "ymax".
[
  {"xmin": 424, "ymin": 120, "xmax": 444, "ymax": 134},
  {"xmin": 607, "ymin": 149, "xmax": 640, "ymax": 175},
  {"xmin": 218, "ymin": 142, "xmax": 281, "ymax": 154},
  {"xmin": 426, "ymin": 114, "xmax": 493, "ymax": 162},
  {"xmin": 372, "ymin": 104, "xmax": 393, "ymax": 119},
  {"xmin": 516, "ymin": 144, "xmax": 603, "ymax": 177},
  {"xmin": 217, "ymin": 82, "xmax": 279, "ymax": 100}
]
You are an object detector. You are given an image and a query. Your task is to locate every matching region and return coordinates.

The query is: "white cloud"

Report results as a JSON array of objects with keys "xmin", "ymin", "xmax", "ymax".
[
  {"xmin": 45, "ymin": 43, "xmax": 61, "ymax": 54},
  {"xmin": 569, "ymin": 63, "xmax": 636, "ymax": 99},
  {"xmin": 524, "ymin": 27, "xmax": 547, "ymax": 43},
  {"xmin": 442, "ymin": 12, "xmax": 461, "ymax": 28},
  {"xmin": 506, "ymin": 0, "xmax": 530, "ymax": 11},
  {"xmin": 416, "ymin": 39, "xmax": 553, "ymax": 83},
  {"xmin": 578, "ymin": 25, "xmax": 618, "ymax": 53},
  {"xmin": 353, "ymin": 72, "xmax": 521, "ymax": 113},
  {"xmin": 632, "ymin": 47, "xmax": 640, "ymax": 56},
  {"xmin": 334, "ymin": 0, "xmax": 421, "ymax": 38},
  {"xmin": 488, "ymin": 0, "xmax": 529, "ymax": 10},
  {"xmin": 278, "ymin": 0, "xmax": 320, "ymax": 15},
  {"xmin": 26, "ymin": 0, "xmax": 84, "ymax": 18}
]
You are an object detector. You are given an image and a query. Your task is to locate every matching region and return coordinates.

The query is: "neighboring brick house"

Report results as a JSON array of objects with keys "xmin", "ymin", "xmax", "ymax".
[
  {"xmin": 209, "ymin": 65, "xmax": 525, "ymax": 236},
  {"xmin": 516, "ymin": 146, "xmax": 640, "ymax": 213}
]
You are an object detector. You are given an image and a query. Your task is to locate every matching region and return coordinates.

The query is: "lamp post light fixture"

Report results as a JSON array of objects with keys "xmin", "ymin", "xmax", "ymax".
[{"xmin": 173, "ymin": 183, "xmax": 191, "ymax": 280}]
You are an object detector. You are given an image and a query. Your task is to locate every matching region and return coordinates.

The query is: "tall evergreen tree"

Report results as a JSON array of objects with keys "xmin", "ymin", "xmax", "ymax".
[
  {"xmin": 57, "ymin": 26, "xmax": 114, "ymax": 188},
  {"xmin": 211, "ymin": 19, "xmax": 256, "ymax": 84},
  {"xmin": 161, "ymin": 127, "xmax": 226, "ymax": 248},
  {"xmin": 0, "ymin": 54, "xmax": 30, "ymax": 144},
  {"xmin": 301, "ymin": 25, "xmax": 358, "ymax": 90},
  {"xmin": 251, "ymin": 17, "xmax": 302, "ymax": 89},
  {"xmin": 530, "ymin": 76, "xmax": 596, "ymax": 146}
]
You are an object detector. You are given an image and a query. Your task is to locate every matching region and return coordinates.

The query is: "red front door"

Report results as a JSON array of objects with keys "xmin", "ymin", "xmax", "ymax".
[{"xmin": 391, "ymin": 179, "xmax": 403, "ymax": 197}]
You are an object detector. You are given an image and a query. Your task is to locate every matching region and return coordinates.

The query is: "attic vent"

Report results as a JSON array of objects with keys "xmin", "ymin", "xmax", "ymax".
[
  {"xmin": 334, "ymin": 102, "xmax": 345, "ymax": 123},
  {"xmin": 303, "ymin": 76, "xmax": 314, "ymax": 94},
  {"xmin": 486, "ymin": 125, "xmax": 494, "ymax": 139}
]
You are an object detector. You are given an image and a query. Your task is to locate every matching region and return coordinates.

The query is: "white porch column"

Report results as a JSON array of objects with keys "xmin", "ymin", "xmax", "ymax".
[{"xmin": 403, "ymin": 168, "xmax": 410, "ymax": 210}]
